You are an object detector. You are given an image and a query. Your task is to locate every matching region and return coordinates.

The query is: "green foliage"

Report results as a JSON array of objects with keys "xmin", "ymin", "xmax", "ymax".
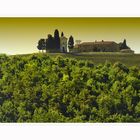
[
  {"xmin": 68, "ymin": 36, "xmax": 74, "ymax": 49},
  {"xmin": 46, "ymin": 34, "xmax": 55, "ymax": 50},
  {"xmin": 37, "ymin": 29, "xmax": 61, "ymax": 52},
  {"xmin": 0, "ymin": 54, "xmax": 140, "ymax": 122}
]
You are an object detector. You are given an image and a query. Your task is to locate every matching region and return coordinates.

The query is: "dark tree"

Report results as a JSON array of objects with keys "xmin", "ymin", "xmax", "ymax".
[
  {"xmin": 46, "ymin": 34, "xmax": 54, "ymax": 51},
  {"xmin": 68, "ymin": 36, "xmax": 74, "ymax": 49},
  {"xmin": 37, "ymin": 39, "xmax": 46, "ymax": 52},
  {"xmin": 120, "ymin": 39, "xmax": 129, "ymax": 50},
  {"xmin": 54, "ymin": 29, "xmax": 60, "ymax": 50},
  {"xmin": 61, "ymin": 32, "xmax": 64, "ymax": 37},
  {"xmin": 37, "ymin": 45, "xmax": 42, "ymax": 52}
]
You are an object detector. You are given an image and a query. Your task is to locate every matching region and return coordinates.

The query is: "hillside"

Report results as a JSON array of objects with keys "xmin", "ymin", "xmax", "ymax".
[
  {"xmin": 15, "ymin": 52, "xmax": 140, "ymax": 67},
  {"xmin": 68, "ymin": 52, "xmax": 140, "ymax": 67},
  {"xmin": 0, "ymin": 53, "xmax": 140, "ymax": 122}
]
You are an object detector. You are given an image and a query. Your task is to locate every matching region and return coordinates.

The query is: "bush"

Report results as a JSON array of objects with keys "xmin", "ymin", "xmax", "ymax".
[{"xmin": 0, "ymin": 54, "xmax": 139, "ymax": 122}]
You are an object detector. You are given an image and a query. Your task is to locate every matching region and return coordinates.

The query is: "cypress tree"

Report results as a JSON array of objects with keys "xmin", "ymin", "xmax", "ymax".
[
  {"xmin": 54, "ymin": 29, "xmax": 60, "ymax": 50},
  {"xmin": 46, "ymin": 34, "xmax": 54, "ymax": 52},
  {"xmin": 61, "ymin": 32, "xmax": 64, "ymax": 37},
  {"xmin": 120, "ymin": 39, "xmax": 129, "ymax": 50},
  {"xmin": 68, "ymin": 36, "xmax": 74, "ymax": 49}
]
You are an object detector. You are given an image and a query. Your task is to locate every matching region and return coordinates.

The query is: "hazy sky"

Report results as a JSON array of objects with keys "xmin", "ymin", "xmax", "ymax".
[{"xmin": 0, "ymin": 18, "xmax": 140, "ymax": 54}]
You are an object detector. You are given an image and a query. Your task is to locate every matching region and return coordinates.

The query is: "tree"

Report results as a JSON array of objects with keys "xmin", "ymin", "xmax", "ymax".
[
  {"xmin": 68, "ymin": 36, "xmax": 74, "ymax": 49},
  {"xmin": 46, "ymin": 34, "xmax": 54, "ymax": 51},
  {"xmin": 37, "ymin": 39, "xmax": 46, "ymax": 52},
  {"xmin": 120, "ymin": 39, "xmax": 129, "ymax": 50},
  {"xmin": 54, "ymin": 29, "xmax": 60, "ymax": 50},
  {"xmin": 37, "ymin": 44, "xmax": 42, "ymax": 52},
  {"xmin": 61, "ymin": 32, "xmax": 64, "ymax": 37}
]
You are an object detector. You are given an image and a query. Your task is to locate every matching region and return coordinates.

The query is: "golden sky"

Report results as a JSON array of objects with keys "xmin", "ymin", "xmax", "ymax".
[{"xmin": 0, "ymin": 18, "xmax": 140, "ymax": 54}]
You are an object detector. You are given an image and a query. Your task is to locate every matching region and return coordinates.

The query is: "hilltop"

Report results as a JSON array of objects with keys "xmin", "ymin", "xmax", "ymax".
[{"xmin": 37, "ymin": 29, "xmax": 134, "ymax": 54}]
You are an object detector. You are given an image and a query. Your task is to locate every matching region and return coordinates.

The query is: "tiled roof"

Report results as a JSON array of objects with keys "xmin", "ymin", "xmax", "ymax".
[{"xmin": 81, "ymin": 41, "xmax": 115, "ymax": 45}]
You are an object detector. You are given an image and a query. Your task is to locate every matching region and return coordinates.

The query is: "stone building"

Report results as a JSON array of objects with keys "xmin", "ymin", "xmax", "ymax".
[
  {"xmin": 60, "ymin": 36, "xmax": 69, "ymax": 52},
  {"xmin": 74, "ymin": 40, "xmax": 120, "ymax": 52}
]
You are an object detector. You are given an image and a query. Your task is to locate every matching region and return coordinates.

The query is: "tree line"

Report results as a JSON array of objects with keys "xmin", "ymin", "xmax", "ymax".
[{"xmin": 37, "ymin": 29, "xmax": 74, "ymax": 52}]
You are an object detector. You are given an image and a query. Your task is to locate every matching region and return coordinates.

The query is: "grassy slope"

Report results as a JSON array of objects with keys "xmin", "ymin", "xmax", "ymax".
[{"xmin": 13, "ymin": 52, "xmax": 140, "ymax": 67}]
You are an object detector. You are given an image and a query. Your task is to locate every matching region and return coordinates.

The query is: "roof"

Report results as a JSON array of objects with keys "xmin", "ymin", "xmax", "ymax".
[{"xmin": 80, "ymin": 41, "xmax": 116, "ymax": 45}]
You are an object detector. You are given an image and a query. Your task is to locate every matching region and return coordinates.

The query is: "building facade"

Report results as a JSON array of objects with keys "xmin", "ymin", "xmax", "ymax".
[
  {"xmin": 60, "ymin": 36, "xmax": 69, "ymax": 52},
  {"xmin": 74, "ymin": 40, "xmax": 121, "ymax": 52}
]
